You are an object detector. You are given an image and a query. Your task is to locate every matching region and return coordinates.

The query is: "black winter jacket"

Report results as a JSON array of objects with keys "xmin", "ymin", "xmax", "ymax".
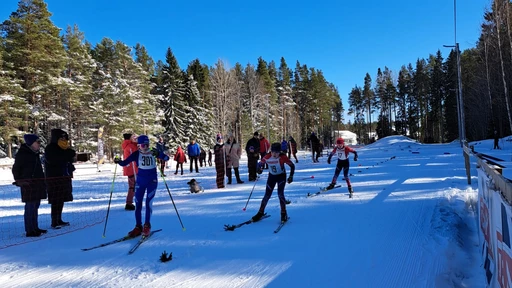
[
  {"xmin": 44, "ymin": 129, "xmax": 76, "ymax": 203},
  {"xmin": 12, "ymin": 144, "xmax": 47, "ymax": 202},
  {"xmin": 245, "ymin": 137, "xmax": 260, "ymax": 158}
]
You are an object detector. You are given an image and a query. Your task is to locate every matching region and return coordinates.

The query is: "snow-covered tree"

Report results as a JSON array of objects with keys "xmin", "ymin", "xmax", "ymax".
[{"xmin": 1, "ymin": 0, "xmax": 67, "ymax": 138}]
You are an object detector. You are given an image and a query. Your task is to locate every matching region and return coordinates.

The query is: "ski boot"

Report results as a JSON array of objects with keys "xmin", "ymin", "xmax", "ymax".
[
  {"xmin": 326, "ymin": 183, "xmax": 336, "ymax": 190},
  {"xmin": 142, "ymin": 223, "xmax": 151, "ymax": 237},
  {"xmin": 251, "ymin": 211, "xmax": 265, "ymax": 222},
  {"xmin": 348, "ymin": 186, "xmax": 353, "ymax": 198},
  {"xmin": 128, "ymin": 225, "xmax": 142, "ymax": 237},
  {"xmin": 280, "ymin": 212, "xmax": 288, "ymax": 223}
]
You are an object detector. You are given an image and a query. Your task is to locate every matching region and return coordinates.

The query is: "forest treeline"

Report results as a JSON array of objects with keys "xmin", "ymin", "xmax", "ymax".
[
  {"xmin": 0, "ymin": 0, "xmax": 343, "ymax": 158},
  {"xmin": 348, "ymin": 1, "xmax": 512, "ymax": 145},
  {"xmin": 1, "ymin": 0, "xmax": 509, "ymax": 158}
]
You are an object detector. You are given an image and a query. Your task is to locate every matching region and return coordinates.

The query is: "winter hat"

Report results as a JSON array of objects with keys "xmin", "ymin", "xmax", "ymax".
[
  {"xmin": 24, "ymin": 134, "xmax": 39, "ymax": 146},
  {"xmin": 271, "ymin": 142, "xmax": 281, "ymax": 152},
  {"xmin": 137, "ymin": 135, "xmax": 150, "ymax": 145},
  {"xmin": 216, "ymin": 134, "xmax": 223, "ymax": 142},
  {"xmin": 123, "ymin": 133, "xmax": 132, "ymax": 140},
  {"xmin": 253, "ymin": 132, "xmax": 259, "ymax": 136}
]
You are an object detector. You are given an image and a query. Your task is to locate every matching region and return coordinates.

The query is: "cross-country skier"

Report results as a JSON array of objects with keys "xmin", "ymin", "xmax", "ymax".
[
  {"xmin": 114, "ymin": 135, "xmax": 169, "ymax": 237},
  {"xmin": 251, "ymin": 142, "xmax": 295, "ymax": 223},
  {"xmin": 326, "ymin": 138, "xmax": 358, "ymax": 195}
]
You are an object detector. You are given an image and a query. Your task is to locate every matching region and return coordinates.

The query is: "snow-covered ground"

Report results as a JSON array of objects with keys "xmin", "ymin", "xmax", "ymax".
[{"xmin": 0, "ymin": 136, "xmax": 489, "ymax": 287}]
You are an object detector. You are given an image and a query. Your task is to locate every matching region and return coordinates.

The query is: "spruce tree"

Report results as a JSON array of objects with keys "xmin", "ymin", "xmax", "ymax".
[{"xmin": 152, "ymin": 48, "xmax": 188, "ymax": 147}]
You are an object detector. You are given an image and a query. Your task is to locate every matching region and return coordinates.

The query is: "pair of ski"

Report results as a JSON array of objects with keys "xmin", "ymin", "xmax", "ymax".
[
  {"xmin": 307, "ymin": 185, "xmax": 354, "ymax": 198},
  {"xmin": 82, "ymin": 229, "xmax": 162, "ymax": 254},
  {"xmin": 224, "ymin": 214, "xmax": 288, "ymax": 233},
  {"xmin": 307, "ymin": 185, "xmax": 341, "ymax": 197}
]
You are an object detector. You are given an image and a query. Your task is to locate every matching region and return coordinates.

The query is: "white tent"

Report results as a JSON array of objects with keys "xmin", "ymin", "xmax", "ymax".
[{"xmin": 333, "ymin": 130, "xmax": 358, "ymax": 145}]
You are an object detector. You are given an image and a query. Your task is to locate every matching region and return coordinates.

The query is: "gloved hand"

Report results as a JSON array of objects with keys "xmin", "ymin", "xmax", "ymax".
[
  {"xmin": 354, "ymin": 155, "xmax": 358, "ymax": 161},
  {"xmin": 287, "ymin": 176, "xmax": 293, "ymax": 184},
  {"xmin": 151, "ymin": 148, "xmax": 159, "ymax": 157},
  {"xmin": 327, "ymin": 156, "xmax": 332, "ymax": 165},
  {"xmin": 114, "ymin": 155, "xmax": 121, "ymax": 164},
  {"xmin": 257, "ymin": 168, "xmax": 263, "ymax": 175}
]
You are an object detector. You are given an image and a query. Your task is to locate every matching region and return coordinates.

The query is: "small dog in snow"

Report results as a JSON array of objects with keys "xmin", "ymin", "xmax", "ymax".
[{"xmin": 187, "ymin": 179, "xmax": 203, "ymax": 193}]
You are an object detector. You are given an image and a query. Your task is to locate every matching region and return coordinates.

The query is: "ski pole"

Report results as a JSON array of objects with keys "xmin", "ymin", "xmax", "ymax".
[
  {"xmin": 102, "ymin": 163, "xmax": 117, "ymax": 237},
  {"xmin": 159, "ymin": 166, "xmax": 186, "ymax": 231},
  {"xmin": 242, "ymin": 176, "xmax": 259, "ymax": 211},
  {"xmin": 300, "ymin": 175, "xmax": 314, "ymax": 180}
]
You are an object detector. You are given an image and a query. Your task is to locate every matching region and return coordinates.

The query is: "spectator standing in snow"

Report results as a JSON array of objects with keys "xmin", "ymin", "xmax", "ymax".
[
  {"xmin": 199, "ymin": 148, "xmax": 207, "ymax": 167},
  {"xmin": 225, "ymin": 133, "xmax": 244, "ymax": 184},
  {"xmin": 187, "ymin": 138, "xmax": 201, "ymax": 173},
  {"xmin": 173, "ymin": 145, "xmax": 187, "ymax": 175},
  {"xmin": 12, "ymin": 134, "xmax": 47, "ymax": 237},
  {"xmin": 494, "ymin": 130, "xmax": 500, "ymax": 149},
  {"xmin": 44, "ymin": 129, "xmax": 76, "ymax": 229},
  {"xmin": 245, "ymin": 132, "xmax": 260, "ymax": 181},
  {"xmin": 287, "ymin": 136, "xmax": 298, "ymax": 163},
  {"xmin": 156, "ymin": 136, "xmax": 167, "ymax": 176},
  {"xmin": 213, "ymin": 134, "xmax": 226, "ymax": 188},
  {"xmin": 259, "ymin": 133, "xmax": 270, "ymax": 168},
  {"xmin": 121, "ymin": 132, "xmax": 138, "ymax": 210}
]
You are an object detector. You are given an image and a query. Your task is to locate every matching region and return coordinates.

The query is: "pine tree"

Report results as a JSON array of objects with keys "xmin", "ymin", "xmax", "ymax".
[
  {"xmin": 62, "ymin": 24, "xmax": 96, "ymax": 151},
  {"xmin": 362, "ymin": 73, "xmax": 376, "ymax": 143},
  {"xmin": 396, "ymin": 66, "xmax": 411, "ymax": 136},
  {"xmin": 348, "ymin": 85, "xmax": 365, "ymax": 141},
  {"xmin": 2, "ymin": 0, "xmax": 67, "ymax": 137},
  {"xmin": 90, "ymin": 38, "xmax": 148, "ymax": 157},
  {"xmin": 132, "ymin": 43, "xmax": 159, "ymax": 136},
  {"xmin": 134, "ymin": 43, "xmax": 155, "ymax": 76},
  {"xmin": 256, "ymin": 57, "xmax": 277, "ymax": 141},
  {"xmin": 0, "ymin": 42, "xmax": 26, "ymax": 157},
  {"xmin": 443, "ymin": 51, "xmax": 459, "ymax": 142},
  {"xmin": 242, "ymin": 63, "xmax": 267, "ymax": 134},
  {"xmin": 277, "ymin": 57, "xmax": 295, "ymax": 138},
  {"xmin": 428, "ymin": 51, "xmax": 445, "ymax": 143}
]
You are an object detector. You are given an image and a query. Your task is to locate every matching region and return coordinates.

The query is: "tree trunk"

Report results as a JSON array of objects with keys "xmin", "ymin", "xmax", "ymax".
[
  {"xmin": 484, "ymin": 36, "xmax": 493, "ymax": 123},
  {"xmin": 495, "ymin": 0, "xmax": 512, "ymax": 133}
]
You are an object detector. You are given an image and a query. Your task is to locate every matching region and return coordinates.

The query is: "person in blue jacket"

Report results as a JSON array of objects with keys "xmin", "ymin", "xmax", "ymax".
[
  {"xmin": 187, "ymin": 138, "xmax": 201, "ymax": 173},
  {"xmin": 114, "ymin": 135, "xmax": 169, "ymax": 237}
]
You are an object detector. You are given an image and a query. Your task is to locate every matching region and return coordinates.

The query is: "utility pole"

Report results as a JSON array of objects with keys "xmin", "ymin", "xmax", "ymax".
[{"xmin": 443, "ymin": 0, "xmax": 465, "ymax": 147}]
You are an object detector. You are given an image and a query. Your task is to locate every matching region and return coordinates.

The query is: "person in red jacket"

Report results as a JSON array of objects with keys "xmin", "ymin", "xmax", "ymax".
[
  {"xmin": 326, "ymin": 138, "xmax": 358, "ymax": 195},
  {"xmin": 173, "ymin": 145, "xmax": 187, "ymax": 175},
  {"xmin": 259, "ymin": 133, "xmax": 270, "ymax": 169},
  {"xmin": 122, "ymin": 133, "xmax": 139, "ymax": 210}
]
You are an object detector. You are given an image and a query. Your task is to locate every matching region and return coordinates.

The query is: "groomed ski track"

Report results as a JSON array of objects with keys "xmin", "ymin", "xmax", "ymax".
[{"xmin": 0, "ymin": 137, "xmax": 480, "ymax": 287}]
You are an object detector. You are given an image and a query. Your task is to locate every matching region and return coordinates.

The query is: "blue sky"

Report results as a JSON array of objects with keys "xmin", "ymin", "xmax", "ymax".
[{"xmin": 1, "ymin": 0, "xmax": 488, "ymax": 122}]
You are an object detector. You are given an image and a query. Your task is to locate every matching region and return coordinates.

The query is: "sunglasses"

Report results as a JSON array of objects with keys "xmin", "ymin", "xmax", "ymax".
[{"xmin": 140, "ymin": 144, "xmax": 149, "ymax": 148}]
